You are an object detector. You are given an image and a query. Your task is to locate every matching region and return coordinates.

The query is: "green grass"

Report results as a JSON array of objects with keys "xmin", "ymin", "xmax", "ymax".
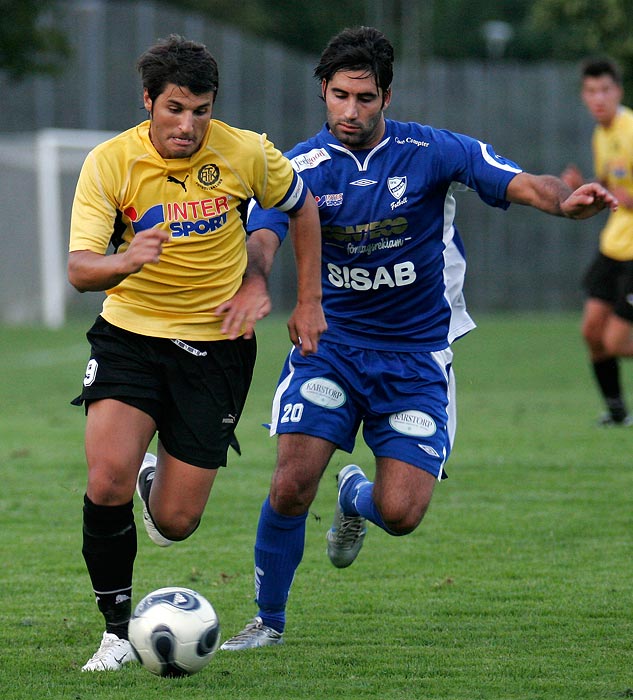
[{"xmin": 1, "ymin": 313, "xmax": 632, "ymax": 699}]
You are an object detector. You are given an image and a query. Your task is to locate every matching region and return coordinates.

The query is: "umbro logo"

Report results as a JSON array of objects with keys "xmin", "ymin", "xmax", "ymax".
[
  {"xmin": 418, "ymin": 444, "xmax": 440, "ymax": 458},
  {"xmin": 167, "ymin": 174, "xmax": 189, "ymax": 191},
  {"xmin": 350, "ymin": 178, "xmax": 377, "ymax": 186}
]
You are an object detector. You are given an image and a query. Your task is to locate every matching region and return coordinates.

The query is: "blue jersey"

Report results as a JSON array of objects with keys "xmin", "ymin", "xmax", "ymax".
[{"xmin": 248, "ymin": 119, "xmax": 522, "ymax": 351}]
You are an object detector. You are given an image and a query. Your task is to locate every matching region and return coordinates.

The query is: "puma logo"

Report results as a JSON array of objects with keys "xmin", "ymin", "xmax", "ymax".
[{"xmin": 167, "ymin": 174, "xmax": 189, "ymax": 191}]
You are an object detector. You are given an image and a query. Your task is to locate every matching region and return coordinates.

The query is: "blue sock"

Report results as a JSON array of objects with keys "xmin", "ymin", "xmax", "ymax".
[
  {"xmin": 341, "ymin": 479, "xmax": 392, "ymax": 533},
  {"xmin": 254, "ymin": 496, "xmax": 307, "ymax": 633}
]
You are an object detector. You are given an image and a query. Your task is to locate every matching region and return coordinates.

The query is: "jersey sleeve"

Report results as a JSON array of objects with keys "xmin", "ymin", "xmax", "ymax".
[
  {"xmin": 253, "ymin": 136, "xmax": 307, "ymax": 215},
  {"xmin": 69, "ymin": 149, "xmax": 120, "ymax": 253},
  {"xmin": 436, "ymin": 130, "xmax": 522, "ymax": 208},
  {"xmin": 246, "ymin": 198, "xmax": 290, "ymax": 244}
]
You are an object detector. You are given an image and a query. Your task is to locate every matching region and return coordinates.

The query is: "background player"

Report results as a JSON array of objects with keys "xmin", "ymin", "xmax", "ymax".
[
  {"xmin": 562, "ymin": 57, "xmax": 633, "ymax": 425},
  {"xmin": 220, "ymin": 26, "xmax": 617, "ymax": 650}
]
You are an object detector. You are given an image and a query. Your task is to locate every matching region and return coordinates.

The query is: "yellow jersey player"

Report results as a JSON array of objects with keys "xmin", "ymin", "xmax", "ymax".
[
  {"xmin": 69, "ymin": 34, "xmax": 325, "ymax": 672},
  {"xmin": 563, "ymin": 57, "xmax": 633, "ymax": 425}
]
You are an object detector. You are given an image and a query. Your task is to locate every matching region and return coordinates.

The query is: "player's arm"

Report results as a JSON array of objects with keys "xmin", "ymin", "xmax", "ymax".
[
  {"xmin": 506, "ymin": 172, "xmax": 618, "ymax": 219},
  {"xmin": 560, "ymin": 164, "xmax": 585, "ymax": 190},
  {"xmin": 218, "ymin": 228, "xmax": 281, "ymax": 339},
  {"xmin": 286, "ymin": 191, "xmax": 327, "ymax": 356},
  {"xmin": 220, "ymin": 196, "xmax": 327, "ymax": 352},
  {"xmin": 68, "ymin": 226, "xmax": 170, "ymax": 292},
  {"xmin": 608, "ymin": 184, "xmax": 633, "ymax": 209}
]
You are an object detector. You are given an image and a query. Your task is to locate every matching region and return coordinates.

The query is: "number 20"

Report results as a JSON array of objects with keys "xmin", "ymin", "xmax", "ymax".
[{"xmin": 281, "ymin": 403, "xmax": 304, "ymax": 423}]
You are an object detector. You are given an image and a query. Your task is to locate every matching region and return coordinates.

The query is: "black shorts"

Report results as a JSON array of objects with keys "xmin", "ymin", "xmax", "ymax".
[
  {"xmin": 583, "ymin": 252, "xmax": 633, "ymax": 322},
  {"xmin": 72, "ymin": 316, "xmax": 257, "ymax": 469}
]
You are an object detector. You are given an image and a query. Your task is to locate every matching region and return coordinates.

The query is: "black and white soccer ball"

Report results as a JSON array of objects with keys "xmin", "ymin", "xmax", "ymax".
[{"xmin": 128, "ymin": 587, "xmax": 220, "ymax": 677}]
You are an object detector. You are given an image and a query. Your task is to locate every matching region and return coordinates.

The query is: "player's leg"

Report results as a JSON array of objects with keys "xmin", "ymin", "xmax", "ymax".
[
  {"xmin": 221, "ymin": 343, "xmax": 350, "ymax": 650},
  {"xmin": 603, "ymin": 314, "xmax": 633, "ymax": 356},
  {"xmin": 327, "ymin": 347, "xmax": 454, "ymax": 567},
  {"xmin": 604, "ymin": 263, "xmax": 633, "ymax": 360},
  {"xmin": 269, "ymin": 432, "xmax": 335, "ymax": 515},
  {"xmin": 221, "ymin": 433, "xmax": 335, "ymax": 650},
  {"xmin": 581, "ymin": 297, "xmax": 612, "ymax": 360},
  {"xmin": 581, "ymin": 255, "xmax": 628, "ymax": 424},
  {"xmin": 138, "ymin": 440, "xmax": 218, "ymax": 541},
  {"xmin": 81, "ymin": 398, "xmax": 156, "ymax": 671},
  {"xmin": 325, "ymin": 458, "xmax": 435, "ymax": 568},
  {"xmin": 136, "ymin": 333, "xmax": 256, "ymax": 545},
  {"xmin": 352, "ymin": 457, "xmax": 436, "ymax": 533},
  {"xmin": 131, "ymin": 338, "xmax": 252, "ymax": 659},
  {"xmin": 583, "ymin": 300, "xmax": 628, "ymax": 423}
]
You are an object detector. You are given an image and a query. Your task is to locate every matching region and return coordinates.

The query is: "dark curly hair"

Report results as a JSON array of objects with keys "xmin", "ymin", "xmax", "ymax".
[
  {"xmin": 314, "ymin": 26, "xmax": 394, "ymax": 95},
  {"xmin": 136, "ymin": 34, "xmax": 219, "ymax": 102}
]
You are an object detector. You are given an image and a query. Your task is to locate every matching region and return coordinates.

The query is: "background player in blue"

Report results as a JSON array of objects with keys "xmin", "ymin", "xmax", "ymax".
[{"xmin": 220, "ymin": 26, "xmax": 617, "ymax": 650}]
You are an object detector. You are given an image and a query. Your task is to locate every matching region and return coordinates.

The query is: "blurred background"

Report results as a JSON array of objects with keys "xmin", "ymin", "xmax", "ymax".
[{"xmin": 1, "ymin": 0, "xmax": 631, "ymax": 326}]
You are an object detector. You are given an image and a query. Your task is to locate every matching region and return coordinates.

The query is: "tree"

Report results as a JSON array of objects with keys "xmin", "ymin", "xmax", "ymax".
[
  {"xmin": 0, "ymin": 0, "xmax": 69, "ymax": 79},
  {"xmin": 159, "ymin": 0, "xmax": 366, "ymax": 56}
]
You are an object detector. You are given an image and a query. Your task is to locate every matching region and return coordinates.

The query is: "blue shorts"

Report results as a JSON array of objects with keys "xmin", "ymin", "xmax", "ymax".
[{"xmin": 270, "ymin": 339, "xmax": 456, "ymax": 479}]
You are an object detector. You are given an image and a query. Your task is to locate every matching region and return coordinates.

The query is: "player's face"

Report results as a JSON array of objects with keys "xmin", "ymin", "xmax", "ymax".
[
  {"xmin": 323, "ymin": 70, "xmax": 391, "ymax": 150},
  {"xmin": 581, "ymin": 75, "xmax": 622, "ymax": 127},
  {"xmin": 144, "ymin": 83, "xmax": 214, "ymax": 159}
]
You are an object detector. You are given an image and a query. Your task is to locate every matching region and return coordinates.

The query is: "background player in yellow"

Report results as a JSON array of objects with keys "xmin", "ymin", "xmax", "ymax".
[
  {"xmin": 68, "ymin": 34, "xmax": 325, "ymax": 671},
  {"xmin": 563, "ymin": 57, "xmax": 633, "ymax": 425}
]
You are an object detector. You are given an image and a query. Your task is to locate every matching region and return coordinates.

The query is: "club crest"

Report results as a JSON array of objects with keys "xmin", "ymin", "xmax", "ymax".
[{"xmin": 387, "ymin": 176, "xmax": 407, "ymax": 200}]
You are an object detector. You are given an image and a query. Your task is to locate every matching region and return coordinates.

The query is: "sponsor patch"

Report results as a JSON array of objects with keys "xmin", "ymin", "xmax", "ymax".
[
  {"xmin": 316, "ymin": 193, "xmax": 343, "ymax": 208},
  {"xmin": 299, "ymin": 377, "xmax": 346, "ymax": 408},
  {"xmin": 291, "ymin": 148, "xmax": 331, "ymax": 172},
  {"xmin": 389, "ymin": 410, "xmax": 436, "ymax": 437}
]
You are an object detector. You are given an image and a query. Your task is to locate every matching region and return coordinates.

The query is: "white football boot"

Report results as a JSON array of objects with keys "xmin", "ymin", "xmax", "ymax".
[{"xmin": 81, "ymin": 631, "xmax": 135, "ymax": 672}]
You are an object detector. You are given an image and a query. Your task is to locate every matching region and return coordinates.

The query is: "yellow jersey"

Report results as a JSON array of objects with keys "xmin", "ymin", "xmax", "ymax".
[
  {"xmin": 70, "ymin": 119, "xmax": 304, "ymax": 339},
  {"xmin": 593, "ymin": 106, "xmax": 633, "ymax": 260}
]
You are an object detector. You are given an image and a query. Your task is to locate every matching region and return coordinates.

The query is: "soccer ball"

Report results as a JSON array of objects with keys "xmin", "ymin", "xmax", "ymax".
[{"xmin": 128, "ymin": 587, "xmax": 220, "ymax": 677}]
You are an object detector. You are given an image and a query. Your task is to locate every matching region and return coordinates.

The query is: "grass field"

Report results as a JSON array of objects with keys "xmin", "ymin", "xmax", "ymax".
[{"xmin": 1, "ymin": 313, "xmax": 632, "ymax": 699}]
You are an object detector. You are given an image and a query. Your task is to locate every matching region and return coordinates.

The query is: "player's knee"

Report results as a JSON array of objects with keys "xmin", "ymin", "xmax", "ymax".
[
  {"xmin": 154, "ymin": 511, "xmax": 200, "ymax": 541},
  {"xmin": 581, "ymin": 322, "xmax": 603, "ymax": 350},
  {"xmin": 383, "ymin": 517, "xmax": 421, "ymax": 536},
  {"xmin": 602, "ymin": 336, "xmax": 618, "ymax": 355},
  {"xmin": 603, "ymin": 330, "xmax": 629, "ymax": 356},
  {"xmin": 87, "ymin": 469, "xmax": 133, "ymax": 505},
  {"xmin": 381, "ymin": 507, "xmax": 426, "ymax": 536},
  {"xmin": 269, "ymin": 474, "xmax": 315, "ymax": 515}
]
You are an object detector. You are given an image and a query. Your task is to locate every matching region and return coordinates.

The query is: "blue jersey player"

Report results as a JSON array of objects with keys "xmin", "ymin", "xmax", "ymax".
[{"xmin": 220, "ymin": 26, "xmax": 617, "ymax": 650}]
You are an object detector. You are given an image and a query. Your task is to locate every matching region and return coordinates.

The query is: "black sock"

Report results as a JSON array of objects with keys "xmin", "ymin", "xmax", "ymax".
[
  {"xmin": 592, "ymin": 358, "xmax": 627, "ymax": 419},
  {"xmin": 82, "ymin": 494, "xmax": 137, "ymax": 638}
]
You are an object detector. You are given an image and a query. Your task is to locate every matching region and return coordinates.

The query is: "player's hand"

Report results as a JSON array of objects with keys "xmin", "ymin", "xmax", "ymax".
[
  {"xmin": 561, "ymin": 182, "xmax": 618, "ymax": 219},
  {"xmin": 123, "ymin": 226, "xmax": 171, "ymax": 272},
  {"xmin": 560, "ymin": 164, "xmax": 584, "ymax": 190},
  {"xmin": 287, "ymin": 300, "xmax": 327, "ymax": 356},
  {"xmin": 609, "ymin": 185, "xmax": 633, "ymax": 210},
  {"xmin": 215, "ymin": 273, "xmax": 272, "ymax": 339}
]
